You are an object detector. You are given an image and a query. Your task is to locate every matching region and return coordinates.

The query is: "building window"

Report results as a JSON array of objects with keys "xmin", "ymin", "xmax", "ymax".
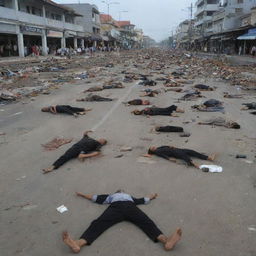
[
  {"xmin": 31, "ymin": 7, "xmax": 35, "ymax": 14},
  {"xmin": 0, "ymin": 0, "xmax": 5, "ymax": 7},
  {"xmin": 237, "ymin": 0, "xmax": 243, "ymax": 3},
  {"xmin": 26, "ymin": 6, "xmax": 30, "ymax": 13}
]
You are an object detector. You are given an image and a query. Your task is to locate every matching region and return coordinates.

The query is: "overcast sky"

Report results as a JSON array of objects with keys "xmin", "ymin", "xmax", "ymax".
[{"xmin": 55, "ymin": 0, "xmax": 196, "ymax": 42}]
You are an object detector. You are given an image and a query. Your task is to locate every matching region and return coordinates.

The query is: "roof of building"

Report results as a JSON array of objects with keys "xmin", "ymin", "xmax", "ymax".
[
  {"xmin": 116, "ymin": 21, "xmax": 134, "ymax": 27},
  {"xmin": 42, "ymin": 0, "xmax": 82, "ymax": 16},
  {"xmin": 100, "ymin": 14, "xmax": 113, "ymax": 23}
]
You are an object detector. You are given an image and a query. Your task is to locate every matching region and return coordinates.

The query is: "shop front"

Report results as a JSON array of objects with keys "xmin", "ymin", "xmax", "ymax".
[
  {"xmin": 0, "ymin": 23, "xmax": 18, "ymax": 57},
  {"xmin": 21, "ymin": 25, "xmax": 43, "ymax": 56},
  {"xmin": 47, "ymin": 30, "xmax": 63, "ymax": 54}
]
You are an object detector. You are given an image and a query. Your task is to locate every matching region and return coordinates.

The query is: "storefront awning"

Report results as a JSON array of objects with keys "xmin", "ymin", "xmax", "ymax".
[
  {"xmin": 47, "ymin": 30, "xmax": 63, "ymax": 38},
  {"xmin": 237, "ymin": 28, "xmax": 256, "ymax": 40}
]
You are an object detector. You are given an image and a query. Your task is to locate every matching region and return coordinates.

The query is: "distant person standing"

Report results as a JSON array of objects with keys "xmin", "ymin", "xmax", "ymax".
[{"xmin": 251, "ymin": 46, "xmax": 256, "ymax": 56}]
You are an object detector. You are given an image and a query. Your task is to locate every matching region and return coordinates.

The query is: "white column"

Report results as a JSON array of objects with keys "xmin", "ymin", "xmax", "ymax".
[
  {"xmin": 93, "ymin": 41, "xmax": 97, "ymax": 48},
  {"xmin": 61, "ymin": 36, "xmax": 66, "ymax": 48},
  {"xmin": 74, "ymin": 37, "xmax": 78, "ymax": 49},
  {"xmin": 17, "ymin": 32, "xmax": 24, "ymax": 57},
  {"xmin": 81, "ymin": 39, "xmax": 85, "ymax": 48},
  {"xmin": 42, "ymin": 5, "xmax": 46, "ymax": 18},
  {"xmin": 12, "ymin": 0, "xmax": 18, "ymax": 10},
  {"xmin": 42, "ymin": 29, "xmax": 48, "ymax": 56}
]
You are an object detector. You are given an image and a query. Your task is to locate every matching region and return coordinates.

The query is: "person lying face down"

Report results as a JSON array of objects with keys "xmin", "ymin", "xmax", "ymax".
[
  {"xmin": 42, "ymin": 131, "xmax": 107, "ymax": 174},
  {"xmin": 194, "ymin": 84, "xmax": 214, "ymax": 91},
  {"xmin": 124, "ymin": 99, "xmax": 150, "ymax": 106},
  {"xmin": 62, "ymin": 190, "xmax": 182, "ymax": 254},
  {"xmin": 223, "ymin": 92, "xmax": 243, "ymax": 98},
  {"xmin": 132, "ymin": 105, "xmax": 184, "ymax": 116},
  {"xmin": 41, "ymin": 105, "xmax": 91, "ymax": 117},
  {"xmin": 180, "ymin": 90, "xmax": 202, "ymax": 101},
  {"xmin": 145, "ymin": 146, "xmax": 216, "ymax": 169},
  {"xmin": 103, "ymin": 83, "xmax": 125, "ymax": 89},
  {"xmin": 198, "ymin": 117, "xmax": 240, "ymax": 129},
  {"xmin": 84, "ymin": 86, "xmax": 103, "ymax": 92},
  {"xmin": 192, "ymin": 99, "xmax": 224, "ymax": 112},
  {"xmin": 241, "ymin": 102, "xmax": 256, "ymax": 110},
  {"xmin": 155, "ymin": 126, "xmax": 184, "ymax": 133},
  {"xmin": 77, "ymin": 94, "xmax": 113, "ymax": 102}
]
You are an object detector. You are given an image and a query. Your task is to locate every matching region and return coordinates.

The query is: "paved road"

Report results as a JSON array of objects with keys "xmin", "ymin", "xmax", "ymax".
[{"xmin": 0, "ymin": 52, "xmax": 256, "ymax": 256}]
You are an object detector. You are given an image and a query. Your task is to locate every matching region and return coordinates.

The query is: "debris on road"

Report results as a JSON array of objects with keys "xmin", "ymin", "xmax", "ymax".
[
  {"xmin": 56, "ymin": 205, "xmax": 68, "ymax": 213},
  {"xmin": 42, "ymin": 137, "xmax": 73, "ymax": 151}
]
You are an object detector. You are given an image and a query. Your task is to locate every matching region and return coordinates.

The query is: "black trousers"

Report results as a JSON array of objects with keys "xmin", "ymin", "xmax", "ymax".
[
  {"xmin": 57, "ymin": 106, "xmax": 85, "ymax": 115},
  {"xmin": 177, "ymin": 149, "xmax": 208, "ymax": 165},
  {"xmin": 53, "ymin": 146, "xmax": 81, "ymax": 169},
  {"xmin": 68, "ymin": 106, "xmax": 85, "ymax": 113},
  {"xmin": 80, "ymin": 202, "xmax": 163, "ymax": 245},
  {"xmin": 88, "ymin": 95, "xmax": 113, "ymax": 102},
  {"xmin": 156, "ymin": 126, "xmax": 183, "ymax": 133}
]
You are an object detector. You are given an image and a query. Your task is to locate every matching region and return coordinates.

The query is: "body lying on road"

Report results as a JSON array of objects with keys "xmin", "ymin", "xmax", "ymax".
[
  {"xmin": 41, "ymin": 105, "xmax": 91, "ymax": 117},
  {"xmin": 43, "ymin": 131, "xmax": 107, "ymax": 173},
  {"xmin": 77, "ymin": 94, "xmax": 113, "ymax": 102},
  {"xmin": 198, "ymin": 117, "xmax": 240, "ymax": 129},
  {"xmin": 145, "ymin": 146, "xmax": 216, "ymax": 169},
  {"xmin": 124, "ymin": 99, "xmax": 150, "ymax": 106},
  {"xmin": 132, "ymin": 105, "xmax": 184, "ymax": 116},
  {"xmin": 62, "ymin": 190, "xmax": 182, "ymax": 254}
]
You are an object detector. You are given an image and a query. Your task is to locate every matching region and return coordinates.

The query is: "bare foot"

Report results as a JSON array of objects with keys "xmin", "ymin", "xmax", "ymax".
[
  {"xmin": 171, "ymin": 113, "xmax": 179, "ymax": 117},
  {"xmin": 208, "ymin": 153, "xmax": 217, "ymax": 161},
  {"xmin": 165, "ymin": 228, "xmax": 182, "ymax": 251},
  {"xmin": 78, "ymin": 112, "xmax": 86, "ymax": 115},
  {"xmin": 62, "ymin": 231, "xmax": 81, "ymax": 253},
  {"xmin": 42, "ymin": 166, "xmax": 54, "ymax": 174}
]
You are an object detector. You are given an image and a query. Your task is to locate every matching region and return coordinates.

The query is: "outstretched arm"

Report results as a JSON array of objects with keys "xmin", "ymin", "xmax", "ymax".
[
  {"xmin": 76, "ymin": 192, "xmax": 93, "ymax": 200},
  {"xmin": 78, "ymin": 151, "xmax": 100, "ymax": 160},
  {"xmin": 132, "ymin": 193, "xmax": 158, "ymax": 205}
]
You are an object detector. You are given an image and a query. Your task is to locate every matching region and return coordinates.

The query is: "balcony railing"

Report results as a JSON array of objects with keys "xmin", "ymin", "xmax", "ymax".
[
  {"xmin": 0, "ymin": 6, "xmax": 83, "ymax": 32},
  {"xmin": 195, "ymin": 4, "xmax": 220, "ymax": 17}
]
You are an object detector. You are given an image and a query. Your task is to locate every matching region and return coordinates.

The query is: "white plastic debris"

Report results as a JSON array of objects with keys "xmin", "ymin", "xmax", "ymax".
[
  {"xmin": 56, "ymin": 205, "xmax": 68, "ymax": 213},
  {"xmin": 248, "ymin": 226, "xmax": 256, "ymax": 232},
  {"xmin": 200, "ymin": 165, "xmax": 223, "ymax": 173}
]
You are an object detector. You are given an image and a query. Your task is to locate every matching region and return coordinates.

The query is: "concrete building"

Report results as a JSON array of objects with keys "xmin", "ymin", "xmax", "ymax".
[
  {"xmin": 116, "ymin": 21, "xmax": 136, "ymax": 49},
  {"xmin": 176, "ymin": 19, "xmax": 196, "ymax": 49},
  {"xmin": 100, "ymin": 14, "xmax": 120, "ymax": 47},
  {"xmin": 62, "ymin": 3, "xmax": 101, "ymax": 47},
  {"xmin": 0, "ymin": 0, "xmax": 84, "ymax": 57},
  {"xmin": 212, "ymin": 0, "xmax": 256, "ymax": 33},
  {"xmin": 195, "ymin": 0, "xmax": 221, "ymax": 36}
]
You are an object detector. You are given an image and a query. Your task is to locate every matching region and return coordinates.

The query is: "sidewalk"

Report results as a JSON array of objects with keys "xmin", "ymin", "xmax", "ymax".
[{"xmin": 195, "ymin": 52, "xmax": 256, "ymax": 65}]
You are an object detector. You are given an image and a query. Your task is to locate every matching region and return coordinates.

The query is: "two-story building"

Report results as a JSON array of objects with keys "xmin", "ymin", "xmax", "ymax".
[
  {"xmin": 100, "ymin": 14, "xmax": 121, "ymax": 47},
  {"xmin": 63, "ymin": 3, "xmax": 102, "ymax": 48},
  {"xmin": 116, "ymin": 21, "xmax": 137, "ymax": 49},
  {"xmin": 0, "ymin": 0, "xmax": 84, "ymax": 57}
]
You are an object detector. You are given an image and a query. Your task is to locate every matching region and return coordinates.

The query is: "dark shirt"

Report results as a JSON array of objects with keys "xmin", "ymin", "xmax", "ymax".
[
  {"xmin": 195, "ymin": 84, "xmax": 210, "ymax": 90},
  {"xmin": 143, "ymin": 105, "xmax": 177, "ymax": 116},
  {"xmin": 55, "ymin": 105, "xmax": 74, "ymax": 115},
  {"xmin": 203, "ymin": 99, "xmax": 222, "ymax": 107},
  {"xmin": 153, "ymin": 146, "xmax": 179, "ymax": 160},
  {"xmin": 72, "ymin": 135, "xmax": 102, "ymax": 153},
  {"xmin": 128, "ymin": 99, "xmax": 143, "ymax": 105}
]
